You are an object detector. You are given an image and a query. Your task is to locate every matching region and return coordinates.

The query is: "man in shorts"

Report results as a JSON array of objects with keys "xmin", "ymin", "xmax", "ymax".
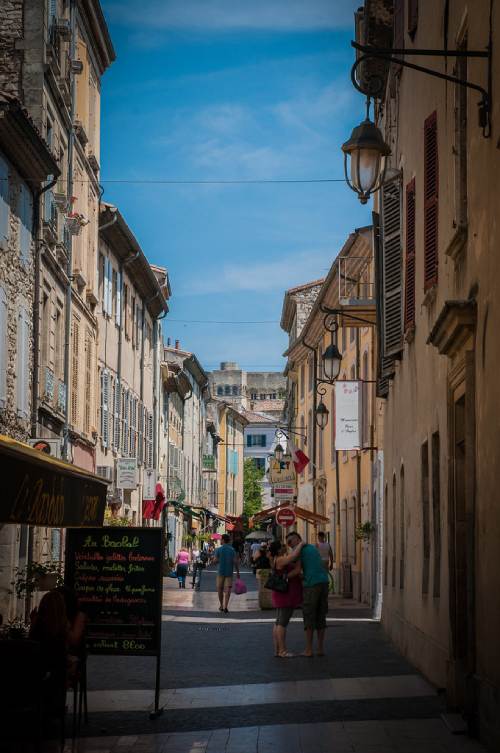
[
  {"xmin": 286, "ymin": 531, "xmax": 329, "ymax": 657},
  {"xmin": 213, "ymin": 534, "xmax": 240, "ymax": 613}
]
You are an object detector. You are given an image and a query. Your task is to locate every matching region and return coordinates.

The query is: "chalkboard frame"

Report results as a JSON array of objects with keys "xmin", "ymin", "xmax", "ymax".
[{"xmin": 65, "ymin": 526, "xmax": 164, "ymax": 658}]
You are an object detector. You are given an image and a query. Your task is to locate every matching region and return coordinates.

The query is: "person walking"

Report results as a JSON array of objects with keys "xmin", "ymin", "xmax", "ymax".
[
  {"xmin": 213, "ymin": 533, "xmax": 240, "ymax": 613},
  {"xmin": 284, "ymin": 531, "xmax": 329, "ymax": 657},
  {"xmin": 191, "ymin": 548, "xmax": 208, "ymax": 590},
  {"xmin": 268, "ymin": 541, "xmax": 303, "ymax": 658},
  {"xmin": 316, "ymin": 531, "xmax": 334, "ymax": 573},
  {"xmin": 175, "ymin": 546, "xmax": 190, "ymax": 589},
  {"xmin": 250, "ymin": 540, "xmax": 261, "ymax": 574}
]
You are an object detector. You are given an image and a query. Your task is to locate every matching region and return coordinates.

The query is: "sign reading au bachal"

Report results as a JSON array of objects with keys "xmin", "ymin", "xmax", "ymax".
[{"xmin": 65, "ymin": 527, "xmax": 163, "ymax": 656}]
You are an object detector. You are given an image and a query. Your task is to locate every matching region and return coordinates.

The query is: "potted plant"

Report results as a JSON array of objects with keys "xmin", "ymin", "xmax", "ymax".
[
  {"xmin": 0, "ymin": 618, "xmax": 29, "ymax": 640},
  {"xmin": 11, "ymin": 561, "xmax": 63, "ymax": 599},
  {"xmin": 355, "ymin": 521, "xmax": 376, "ymax": 542}
]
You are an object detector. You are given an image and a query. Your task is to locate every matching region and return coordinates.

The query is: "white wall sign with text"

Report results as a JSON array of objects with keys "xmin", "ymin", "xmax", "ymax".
[
  {"xmin": 335, "ymin": 381, "xmax": 361, "ymax": 451},
  {"xmin": 143, "ymin": 468, "xmax": 157, "ymax": 500},
  {"xmin": 116, "ymin": 458, "xmax": 138, "ymax": 489}
]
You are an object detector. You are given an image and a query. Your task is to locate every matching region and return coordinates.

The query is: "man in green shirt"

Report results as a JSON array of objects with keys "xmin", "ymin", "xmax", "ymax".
[{"xmin": 286, "ymin": 531, "xmax": 329, "ymax": 657}]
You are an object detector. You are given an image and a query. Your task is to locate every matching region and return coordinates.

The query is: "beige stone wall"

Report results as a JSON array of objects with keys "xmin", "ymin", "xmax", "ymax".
[{"xmin": 371, "ymin": 0, "xmax": 500, "ymax": 741}]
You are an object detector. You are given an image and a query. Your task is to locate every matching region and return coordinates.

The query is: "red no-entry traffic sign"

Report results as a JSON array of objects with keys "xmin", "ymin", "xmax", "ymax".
[{"xmin": 276, "ymin": 507, "xmax": 296, "ymax": 527}]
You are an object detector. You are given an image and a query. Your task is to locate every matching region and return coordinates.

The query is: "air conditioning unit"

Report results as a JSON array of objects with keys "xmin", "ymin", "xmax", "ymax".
[
  {"xmin": 97, "ymin": 466, "xmax": 114, "ymax": 482},
  {"xmin": 29, "ymin": 438, "xmax": 62, "ymax": 459}
]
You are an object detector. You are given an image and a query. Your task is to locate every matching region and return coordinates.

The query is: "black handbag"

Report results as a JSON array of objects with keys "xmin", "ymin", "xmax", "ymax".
[{"xmin": 265, "ymin": 569, "xmax": 289, "ymax": 593}]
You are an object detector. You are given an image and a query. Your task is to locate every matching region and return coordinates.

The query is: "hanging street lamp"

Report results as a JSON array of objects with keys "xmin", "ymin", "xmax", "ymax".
[
  {"xmin": 315, "ymin": 400, "xmax": 329, "ymax": 430},
  {"xmin": 322, "ymin": 341, "xmax": 343, "ymax": 382},
  {"xmin": 341, "ymin": 98, "xmax": 391, "ymax": 205}
]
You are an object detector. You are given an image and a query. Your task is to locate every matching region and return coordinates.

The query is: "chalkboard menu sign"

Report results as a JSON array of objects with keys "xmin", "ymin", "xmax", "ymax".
[{"xmin": 65, "ymin": 527, "xmax": 163, "ymax": 656}]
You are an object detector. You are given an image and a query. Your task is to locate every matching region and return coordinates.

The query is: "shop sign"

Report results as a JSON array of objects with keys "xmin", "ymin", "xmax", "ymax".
[
  {"xmin": 116, "ymin": 458, "xmax": 137, "ymax": 489},
  {"xmin": 269, "ymin": 456, "xmax": 295, "ymax": 483},
  {"xmin": 202, "ymin": 454, "xmax": 216, "ymax": 471},
  {"xmin": 335, "ymin": 381, "xmax": 361, "ymax": 451},
  {"xmin": 143, "ymin": 469, "xmax": 156, "ymax": 500},
  {"xmin": 273, "ymin": 485, "xmax": 295, "ymax": 501},
  {"xmin": 276, "ymin": 507, "xmax": 296, "ymax": 527}
]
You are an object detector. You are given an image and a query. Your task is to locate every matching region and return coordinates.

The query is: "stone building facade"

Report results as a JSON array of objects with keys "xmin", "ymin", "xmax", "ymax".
[
  {"xmin": 95, "ymin": 204, "xmax": 169, "ymax": 525},
  {"xmin": 0, "ymin": 95, "xmax": 59, "ymax": 619},
  {"xmin": 355, "ymin": 1, "xmax": 500, "ymax": 747},
  {"xmin": 208, "ymin": 362, "xmax": 286, "ymax": 418}
]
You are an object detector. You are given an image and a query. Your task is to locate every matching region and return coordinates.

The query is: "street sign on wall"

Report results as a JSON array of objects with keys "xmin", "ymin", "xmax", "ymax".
[
  {"xmin": 276, "ymin": 507, "xmax": 296, "ymax": 527},
  {"xmin": 335, "ymin": 381, "xmax": 361, "ymax": 450},
  {"xmin": 273, "ymin": 485, "xmax": 295, "ymax": 502}
]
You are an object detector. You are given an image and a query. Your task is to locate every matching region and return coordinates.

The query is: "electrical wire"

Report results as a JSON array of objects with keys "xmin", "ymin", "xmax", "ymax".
[{"xmin": 167, "ymin": 318, "xmax": 279, "ymax": 324}]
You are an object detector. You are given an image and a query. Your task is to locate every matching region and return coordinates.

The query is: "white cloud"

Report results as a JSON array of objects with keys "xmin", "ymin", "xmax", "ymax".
[
  {"xmin": 178, "ymin": 249, "xmax": 334, "ymax": 296},
  {"xmin": 104, "ymin": 0, "xmax": 359, "ymax": 31}
]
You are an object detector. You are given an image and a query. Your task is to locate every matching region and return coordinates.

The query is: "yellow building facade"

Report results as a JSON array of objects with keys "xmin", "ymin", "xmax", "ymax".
[{"xmin": 282, "ymin": 228, "xmax": 383, "ymax": 605}]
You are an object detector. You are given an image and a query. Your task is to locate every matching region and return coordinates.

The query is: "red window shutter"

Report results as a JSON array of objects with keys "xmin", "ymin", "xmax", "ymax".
[
  {"xmin": 393, "ymin": 0, "xmax": 405, "ymax": 49},
  {"xmin": 424, "ymin": 111, "xmax": 438, "ymax": 290},
  {"xmin": 404, "ymin": 179, "xmax": 416, "ymax": 330},
  {"xmin": 407, "ymin": 0, "xmax": 418, "ymax": 38}
]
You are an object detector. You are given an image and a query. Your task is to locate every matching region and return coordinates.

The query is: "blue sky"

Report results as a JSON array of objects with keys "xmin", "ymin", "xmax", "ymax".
[{"xmin": 100, "ymin": 0, "xmax": 370, "ymax": 372}]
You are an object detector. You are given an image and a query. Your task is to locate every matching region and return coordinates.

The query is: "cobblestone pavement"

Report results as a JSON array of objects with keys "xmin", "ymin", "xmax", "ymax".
[{"xmin": 8, "ymin": 569, "xmax": 487, "ymax": 752}]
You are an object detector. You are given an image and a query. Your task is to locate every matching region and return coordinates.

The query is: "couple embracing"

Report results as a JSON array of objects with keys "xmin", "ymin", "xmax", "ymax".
[{"xmin": 269, "ymin": 532, "xmax": 329, "ymax": 658}]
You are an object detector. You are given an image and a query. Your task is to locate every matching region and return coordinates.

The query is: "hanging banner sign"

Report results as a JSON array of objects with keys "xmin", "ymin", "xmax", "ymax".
[
  {"xmin": 273, "ymin": 485, "xmax": 295, "ymax": 502},
  {"xmin": 143, "ymin": 469, "xmax": 156, "ymax": 501},
  {"xmin": 335, "ymin": 381, "xmax": 361, "ymax": 450},
  {"xmin": 116, "ymin": 458, "xmax": 137, "ymax": 489},
  {"xmin": 269, "ymin": 456, "xmax": 296, "ymax": 483}
]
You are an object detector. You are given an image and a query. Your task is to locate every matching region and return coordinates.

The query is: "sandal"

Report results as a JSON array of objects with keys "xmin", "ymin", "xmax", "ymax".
[{"xmin": 279, "ymin": 651, "xmax": 295, "ymax": 658}]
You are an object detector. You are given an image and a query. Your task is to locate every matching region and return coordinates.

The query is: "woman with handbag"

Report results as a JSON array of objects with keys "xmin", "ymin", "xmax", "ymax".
[{"xmin": 268, "ymin": 540, "xmax": 303, "ymax": 658}]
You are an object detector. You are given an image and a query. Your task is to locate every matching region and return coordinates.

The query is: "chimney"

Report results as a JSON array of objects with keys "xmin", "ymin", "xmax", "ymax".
[
  {"xmin": 175, "ymin": 339, "xmax": 180, "ymax": 350},
  {"xmin": 167, "ymin": 337, "xmax": 171, "ymax": 346}
]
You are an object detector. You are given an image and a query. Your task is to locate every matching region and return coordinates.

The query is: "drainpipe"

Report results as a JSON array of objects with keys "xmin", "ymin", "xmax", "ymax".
[
  {"xmin": 62, "ymin": 0, "xmax": 77, "ymax": 462},
  {"xmin": 31, "ymin": 176, "xmax": 58, "ymax": 439},
  {"xmin": 303, "ymin": 341, "xmax": 317, "ymax": 525}
]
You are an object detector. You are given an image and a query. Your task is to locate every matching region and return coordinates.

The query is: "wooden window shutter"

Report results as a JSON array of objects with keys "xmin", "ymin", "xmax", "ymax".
[
  {"xmin": 424, "ymin": 111, "xmax": 438, "ymax": 289},
  {"xmin": 71, "ymin": 320, "xmax": 79, "ymax": 425},
  {"xmin": 101, "ymin": 369, "xmax": 109, "ymax": 448},
  {"xmin": 84, "ymin": 332, "xmax": 92, "ymax": 434},
  {"xmin": 393, "ymin": 0, "xmax": 404, "ymax": 49},
  {"xmin": 404, "ymin": 179, "xmax": 416, "ymax": 330},
  {"xmin": 16, "ymin": 305, "xmax": 30, "ymax": 418},
  {"xmin": 381, "ymin": 181, "xmax": 404, "ymax": 358},
  {"xmin": 113, "ymin": 380, "xmax": 121, "ymax": 449},
  {"xmin": 407, "ymin": 0, "xmax": 418, "ymax": 38},
  {"xmin": 19, "ymin": 183, "xmax": 32, "ymax": 266}
]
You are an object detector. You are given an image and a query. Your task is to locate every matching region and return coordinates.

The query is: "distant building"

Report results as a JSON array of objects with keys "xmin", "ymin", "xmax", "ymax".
[
  {"xmin": 242, "ymin": 410, "xmax": 284, "ymax": 509},
  {"xmin": 208, "ymin": 362, "xmax": 286, "ymax": 419}
]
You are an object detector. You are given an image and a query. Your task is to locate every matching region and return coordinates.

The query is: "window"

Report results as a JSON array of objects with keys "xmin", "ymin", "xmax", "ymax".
[
  {"xmin": 131, "ymin": 296, "xmax": 136, "ymax": 347},
  {"xmin": 341, "ymin": 327, "xmax": 346, "ymax": 352},
  {"xmin": 123, "ymin": 284, "xmax": 129, "ymax": 338},
  {"xmin": 18, "ymin": 182, "xmax": 32, "ymax": 265},
  {"xmin": 424, "ymin": 111, "xmax": 439, "ymax": 289},
  {"xmin": 41, "ymin": 291, "xmax": 50, "ymax": 367},
  {"xmin": 232, "ymin": 385, "xmax": 238, "ymax": 395},
  {"xmin": 112, "ymin": 268, "xmax": 117, "ymax": 320},
  {"xmin": 217, "ymin": 386, "xmax": 223, "ymax": 396},
  {"xmin": 0, "ymin": 154, "xmax": 9, "ymax": 246},
  {"xmin": 259, "ymin": 393, "xmax": 265, "ymax": 399},
  {"xmin": 250, "ymin": 392, "xmax": 257, "ymax": 400},
  {"xmin": 300, "ymin": 415, "xmax": 305, "ymax": 451},
  {"xmin": 300, "ymin": 364, "xmax": 305, "ymax": 399},
  {"xmin": 432, "ymin": 432, "xmax": 441, "ymax": 597},
  {"xmin": 115, "ymin": 270, "xmax": 121, "ymax": 327},
  {"xmin": 135, "ymin": 304, "xmax": 141, "ymax": 345},
  {"xmin": 98, "ymin": 253, "xmax": 105, "ymax": 304},
  {"xmin": 318, "ymin": 420, "xmax": 323, "ymax": 469},
  {"xmin": 0, "ymin": 287, "xmax": 7, "ymax": 406},
  {"xmin": 307, "ymin": 409, "xmax": 313, "ymax": 475},
  {"xmin": 54, "ymin": 304, "xmax": 64, "ymax": 379},
  {"xmin": 383, "ymin": 483, "xmax": 388, "ymax": 586},
  {"xmin": 16, "ymin": 304, "xmax": 30, "ymax": 419},
  {"xmin": 404, "ymin": 179, "xmax": 416, "ymax": 330},
  {"xmin": 392, "ymin": 474, "xmax": 397, "ymax": 587},
  {"xmin": 308, "ymin": 358, "xmax": 314, "ymax": 392},
  {"xmin": 350, "ymin": 326, "xmax": 355, "ymax": 344},
  {"xmin": 421, "ymin": 440, "xmax": 430, "ymax": 594},
  {"xmin": 247, "ymin": 434, "xmax": 266, "ymax": 447},
  {"xmin": 400, "ymin": 465, "xmax": 405, "ymax": 589},
  {"xmin": 271, "ymin": 392, "xmax": 276, "ymax": 399},
  {"xmin": 224, "ymin": 385, "xmax": 231, "ymax": 396},
  {"xmin": 253, "ymin": 457, "xmax": 265, "ymax": 471}
]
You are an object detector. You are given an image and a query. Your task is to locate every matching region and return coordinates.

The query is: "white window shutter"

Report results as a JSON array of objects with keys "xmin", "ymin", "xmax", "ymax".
[
  {"xmin": 19, "ymin": 183, "xmax": 32, "ymax": 265},
  {"xmin": 101, "ymin": 370, "xmax": 109, "ymax": 448},
  {"xmin": 16, "ymin": 305, "xmax": 30, "ymax": 418},
  {"xmin": 113, "ymin": 381, "xmax": 121, "ymax": 449},
  {"xmin": 0, "ymin": 287, "xmax": 7, "ymax": 406},
  {"xmin": 0, "ymin": 155, "xmax": 9, "ymax": 245},
  {"xmin": 116, "ymin": 270, "xmax": 122, "ymax": 326}
]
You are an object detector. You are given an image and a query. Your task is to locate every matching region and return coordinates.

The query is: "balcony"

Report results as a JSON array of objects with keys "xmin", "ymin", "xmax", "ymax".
[{"xmin": 337, "ymin": 255, "xmax": 376, "ymax": 327}]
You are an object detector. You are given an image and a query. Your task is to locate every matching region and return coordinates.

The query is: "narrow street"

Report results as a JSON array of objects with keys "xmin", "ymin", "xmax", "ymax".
[{"xmin": 63, "ymin": 569, "xmax": 485, "ymax": 753}]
